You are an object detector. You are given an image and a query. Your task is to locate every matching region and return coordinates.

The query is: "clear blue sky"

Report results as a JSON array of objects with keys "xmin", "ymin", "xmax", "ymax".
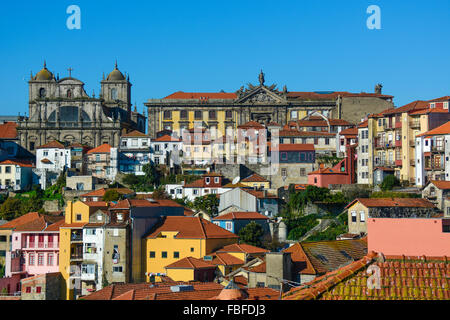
[{"xmin": 1, "ymin": 0, "xmax": 449, "ymax": 116}]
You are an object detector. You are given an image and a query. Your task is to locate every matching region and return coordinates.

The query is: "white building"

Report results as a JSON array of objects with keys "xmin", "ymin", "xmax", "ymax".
[
  {"xmin": 357, "ymin": 120, "xmax": 370, "ymax": 184},
  {"xmin": 34, "ymin": 141, "xmax": 71, "ymax": 189},
  {"xmin": 151, "ymin": 134, "xmax": 182, "ymax": 167},
  {"xmin": 165, "ymin": 183, "xmax": 184, "ymax": 200},
  {"xmin": 415, "ymin": 121, "xmax": 450, "ymax": 187},
  {"xmin": 0, "ymin": 159, "xmax": 34, "ymax": 191},
  {"xmin": 118, "ymin": 131, "xmax": 151, "ymax": 176},
  {"xmin": 183, "ymin": 173, "xmax": 228, "ymax": 202}
]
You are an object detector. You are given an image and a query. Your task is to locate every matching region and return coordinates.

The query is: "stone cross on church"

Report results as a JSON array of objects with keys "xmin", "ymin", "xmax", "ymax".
[{"xmin": 67, "ymin": 67, "xmax": 74, "ymax": 78}]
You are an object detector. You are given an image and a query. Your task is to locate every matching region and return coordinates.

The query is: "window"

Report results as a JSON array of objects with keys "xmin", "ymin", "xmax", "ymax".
[
  {"xmin": 149, "ymin": 251, "xmax": 155, "ymax": 258},
  {"xmin": 360, "ymin": 211, "xmax": 366, "ymax": 222},
  {"xmin": 111, "ymin": 88, "xmax": 118, "ymax": 100},
  {"xmin": 209, "ymin": 110, "xmax": 217, "ymax": 120},
  {"xmin": 194, "ymin": 111, "xmax": 202, "ymax": 120},
  {"xmin": 97, "ymin": 214, "xmax": 102, "ymax": 221},
  {"xmin": 0, "ymin": 250, "xmax": 5, "ymax": 257},
  {"xmin": 85, "ymin": 229, "xmax": 96, "ymax": 235},
  {"xmin": 132, "ymin": 139, "xmax": 138, "ymax": 147},
  {"xmin": 205, "ymin": 177, "xmax": 210, "ymax": 184},
  {"xmin": 325, "ymin": 138, "xmax": 330, "ymax": 145},
  {"xmin": 281, "ymin": 168, "xmax": 287, "ymax": 177},
  {"xmin": 300, "ymin": 168, "xmax": 306, "ymax": 176},
  {"xmin": 29, "ymin": 253, "xmax": 35, "ymax": 266},
  {"xmin": 96, "ymin": 154, "xmax": 100, "ymax": 162},
  {"xmin": 113, "ymin": 266, "xmax": 123, "ymax": 273},
  {"xmin": 281, "ymin": 152, "xmax": 288, "ymax": 161},
  {"xmin": 39, "ymin": 88, "xmax": 46, "ymax": 98},
  {"xmin": 351, "ymin": 211, "xmax": 357, "ymax": 223},
  {"xmin": 26, "ymin": 287, "xmax": 31, "ymax": 293},
  {"xmin": 226, "ymin": 110, "xmax": 232, "ymax": 119},
  {"xmin": 30, "ymin": 142, "xmax": 35, "ymax": 151},
  {"xmin": 291, "ymin": 111, "xmax": 298, "ymax": 119},
  {"xmin": 76, "ymin": 214, "xmax": 82, "ymax": 221},
  {"xmin": 5, "ymin": 166, "xmax": 11, "ymax": 174},
  {"xmin": 113, "ymin": 229, "xmax": 119, "ymax": 237},
  {"xmin": 48, "ymin": 253, "xmax": 54, "ymax": 266},
  {"xmin": 36, "ymin": 287, "xmax": 41, "ymax": 294},
  {"xmin": 214, "ymin": 177, "xmax": 219, "ymax": 183},
  {"xmin": 162, "ymin": 251, "xmax": 167, "ymax": 258},
  {"xmin": 180, "ymin": 110, "xmax": 188, "ymax": 119},
  {"xmin": 163, "ymin": 111, "xmax": 172, "ymax": 120},
  {"xmin": 225, "ymin": 222, "xmax": 232, "ymax": 231},
  {"xmin": 173, "ymin": 251, "xmax": 180, "ymax": 259},
  {"xmin": 191, "ymin": 247, "xmax": 194, "ymax": 252}
]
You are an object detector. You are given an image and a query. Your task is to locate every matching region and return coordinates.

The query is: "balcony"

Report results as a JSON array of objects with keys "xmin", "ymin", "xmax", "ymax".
[
  {"xmin": 81, "ymin": 272, "xmax": 97, "ymax": 282},
  {"xmin": 71, "ymin": 234, "xmax": 83, "ymax": 242},
  {"xmin": 375, "ymin": 160, "xmax": 396, "ymax": 168},
  {"xmin": 70, "ymin": 253, "xmax": 83, "ymax": 261},
  {"xmin": 410, "ymin": 122, "xmax": 420, "ymax": 129},
  {"xmin": 70, "ymin": 265, "xmax": 81, "ymax": 277},
  {"xmin": 431, "ymin": 146, "xmax": 444, "ymax": 153},
  {"xmin": 425, "ymin": 165, "xmax": 444, "ymax": 171}
]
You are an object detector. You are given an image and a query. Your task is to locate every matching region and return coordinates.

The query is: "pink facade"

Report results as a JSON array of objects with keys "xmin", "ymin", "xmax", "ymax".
[
  {"xmin": 368, "ymin": 218, "xmax": 450, "ymax": 257},
  {"xmin": 6, "ymin": 232, "xmax": 59, "ymax": 277}
]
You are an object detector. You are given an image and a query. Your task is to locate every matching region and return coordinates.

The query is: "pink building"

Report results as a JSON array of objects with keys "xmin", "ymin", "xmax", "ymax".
[
  {"xmin": 368, "ymin": 217, "xmax": 450, "ymax": 257},
  {"xmin": 5, "ymin": 213, "xmax": 63, "ymax": 278}
]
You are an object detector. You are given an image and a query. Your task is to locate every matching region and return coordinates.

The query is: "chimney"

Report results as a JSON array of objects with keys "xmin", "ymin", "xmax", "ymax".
[{"xmin": 265, "ymin": 252, "xmax": 293, "ymax": 292}]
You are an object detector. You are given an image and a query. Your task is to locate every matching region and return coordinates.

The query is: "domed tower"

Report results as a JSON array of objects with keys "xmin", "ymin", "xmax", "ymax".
[
  {"xmin": 29, "ymin": 61, "xmax": 57, "ymax": 102},
  {"xmin": 101, "ymin": 61, "xmax": 132, "ymax": 110}
]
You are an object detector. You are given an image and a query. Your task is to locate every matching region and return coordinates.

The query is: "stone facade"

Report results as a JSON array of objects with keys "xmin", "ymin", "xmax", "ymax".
[
  {"xmin": 17, "ymin": 62, "xmax": 146, "ymax": 153},
  {"xmin": 145, "ymin": 72, "xmax": 394, "ymax": 138}
]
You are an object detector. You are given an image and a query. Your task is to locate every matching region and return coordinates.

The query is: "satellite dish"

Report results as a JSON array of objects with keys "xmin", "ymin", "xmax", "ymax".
[{"xmin": 232, "ymin": 176, "xmax": 240, "ymax": 185}]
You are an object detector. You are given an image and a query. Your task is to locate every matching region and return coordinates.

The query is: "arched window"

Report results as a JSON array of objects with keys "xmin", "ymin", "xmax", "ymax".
[
  {"xmin": 67, "ymin": 89, "xmax": 72, "ymax": 98},
  {"xmin": 39, "ymin": 88, "xmax": 46, "ymax": 98},
  {"xmin": 111, "ymin": 88, "xmax": 118, "ymax": 100}
]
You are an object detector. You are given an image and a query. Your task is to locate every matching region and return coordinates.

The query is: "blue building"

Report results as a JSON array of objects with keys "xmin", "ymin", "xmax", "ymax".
[{"xmin": 212, "ymin": 211, "xmax": 270, "ymax": 235}]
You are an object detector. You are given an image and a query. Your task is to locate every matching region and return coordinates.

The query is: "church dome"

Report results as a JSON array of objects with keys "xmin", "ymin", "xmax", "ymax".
[
  {"xmin": 107, "ymin": 62, "xmax": 125, "ymax": 81},
  {"xmin": 34, "ymin": 62, "xmax": 54, "ymax": 81}
]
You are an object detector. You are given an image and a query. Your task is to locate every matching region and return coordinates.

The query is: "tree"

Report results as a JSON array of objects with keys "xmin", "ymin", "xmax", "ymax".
[
  {"xmin": 192, "ymin": 194, "xmax": 219, "ymax": 217},
  {"xmin": 151, "ymin": 187, "xmax": 170, "ymax": 200},
  {"xmin": 238, "ymin": 222, "xmax": 264, "ymax": 247},
  {"xmin": 103, "ymin": 190, "xmax": 122, "ymax": 202},
  {"xmin": 0, "ymin": 198, "xmax": 22, "ymax": 220},
  {"xmin": 122, "ymin": 174, "xmax": 141, "ymax": 187},
  {"xmin": 143, "ymin": 163, "xmax": 161, "ymax": 187},
  {"xmin": 380, "ymin": 175, "xmax": 400, "ymax": 191}
]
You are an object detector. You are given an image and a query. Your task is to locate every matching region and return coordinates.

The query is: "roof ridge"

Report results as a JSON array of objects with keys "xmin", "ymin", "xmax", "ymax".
[{"xmin": 197, "ymin": 217, "xmax": 207, "ymax": 238}]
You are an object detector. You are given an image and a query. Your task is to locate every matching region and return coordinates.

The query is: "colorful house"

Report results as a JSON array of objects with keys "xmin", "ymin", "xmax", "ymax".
[
  {"xmin": 144, "ymin": 216, "xmax": 238, "ymax": 282},
  {"xmin": 0, "ymin": 159, "xmax": 34, "ymax": 191},
  {"xmin": 212, "ymin": 211, "xmax": 270, "ymax": 235},
  {"xmin": 164, "ymin": 257, "xmax": 217, "ymax": 282},
  {"xmin": 240, "ymin": 173, "xmax": 270, "ymax": 189},
  {"xmin": 183, "ymin": 172, "xmax": 228, "ymax": 201}
]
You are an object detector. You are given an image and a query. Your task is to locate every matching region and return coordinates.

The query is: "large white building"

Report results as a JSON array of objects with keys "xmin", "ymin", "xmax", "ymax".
[
  {"xmin": 34, "ymin": 141, "xmax": 71, "ymax": 189},
  {"xmin": 356, "ymin": 120, "xmax": 370, "ymax": 184}
]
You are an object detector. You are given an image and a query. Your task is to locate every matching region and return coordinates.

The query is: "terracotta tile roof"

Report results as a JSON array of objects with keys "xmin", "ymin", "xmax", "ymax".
[
  {"xmin": 40, "ymin": 158, "xmax": 52, "ymax": 164},
  {"xmin": 0, "ymin": 212, "xmax": 41, "ymax": 230},
  {"xmin": 283, "ymin": 243, "xmax": 318, "ymax": 275},
  {"xmin": 232, "ymin": 275, "xmax": 248, "ymax": 287},
  {"xmin": 238, "ymin": 121, "xmax": 266, "ymax": 129},
  {"xmin": 217, "ymin": 243, "xmax": 269, "ymax": 254},
  {"xmin": 0, "ymin": 159, "xmax": 34, "ymax": 167},
  {"xmin": 241, "ymin": 173, "xmax": 269, "ymax": 183},
  {"xmin": 43, "ymin": 218, "xmax": 65, "ymax": 231},
  {"xmin": 222, "ymin": 182, "xmax": 249, "ymax": 188},
  {"xmin": 429, "ymin": 96, "xmax": 450, "ymax": 102},
  {"xmin": 283, "ymin": 252, "xmax": 450, "ymax": 300},
  {"xmin": 339, "ymin": 127, "xmax": 358, "ymax": 136},
  {"xmin": 82, "ymin": 282, "xmax": 223, "ymax": 300},
  {"xmin": 428, "ymin": 180, "xmax": 450, "ymax": 190},
  {"xmin": 357, "ymin": 120, "xmax": 368, "ymax": 128},
  {"xmin": 153, "ymin": 134, "xmax": 181, "ymax": 142},
  {"xmin": 246, "ymin": 261, "xmax": 266, "ymax": 273},
  {"xmin": 271, "ymin": 144, "xmax": 315, "ymax": 152},
  {"xmin": 383, "ymin": 100, "xmax": 429, "ymax": 115},
  {"xmin": 211, "ymin": 252, "xmax": 245, "ymax": 266},
  {"xmin": 80, "ymin": 188, "xmax": 134, "ymax": 198},
  {"xmin": 0, "ymin": 122, "xmax": 17, "ymax": 139},
  {"xmin": 184, "ymin": 177, "xmax": 224, "ymax": 188},
  {"xmin": 346, "ymin": 198, "xmax": 436, "ymax": 209},
  {"xmin": 37, "ymin": 140, "xmax": 66, "ymax": 149},
  {"xmin": 165, "ymin": 257, "xmax": 216, "ymax": 270},
  {"xmin": 267, "ymin": 122, "xmax": 281, "ymax": 127},
  {"xmin": 60, "ymin": 222, "xmax": 87, "ymax": 228},
  {"xmin": 409, "ymin": 108, "xmax": 449, "ymax": 115},
  {"xmin": 82, "ymin": 201, "xmax": 109, "ymax": 208},
  {"xmin": 213, "ymin": 211, "xmax": 269, "ymax": 221},
  {"xmin": 417, "ymin": 121, "xmax": 450, "ymax": 137},
  {"xmin": 298, "ymin": 239, "xmax": 368, "ymax": 274},
  {"xmin": 279, "ymin": 129, "xmax": 336, "ymax": 137},
  {"xmin": 146, "ymin": 216, "xmax": 239, "ymax": 239},
  {"xmin": 109, "ymin": 199, "xmax": 183, "ymax": 209},
  {"xmin": 122, "ymin": 130, "xmax": 148, "ymax": 137},
  {"xmin": 163, "ymin": 91, "xmax": 236, "ymax": 100},
  {"xmin": 86, "ymin": 143, "xmax": 111, "ymax": 154},
  {"xmin": 309, "ymin": 166, "xmax": 347, "ymax": 175}
]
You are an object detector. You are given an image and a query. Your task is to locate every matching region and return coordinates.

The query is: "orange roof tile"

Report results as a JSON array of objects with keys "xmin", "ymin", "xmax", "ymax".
[
  {"xmin": 241, "ymin": 173, "xmax": 268, "ymax": 183},
  {"xmin": 279, "ymin": 129, "xmax": 336, "ymax": 137},
  {"xmin": 417, "ymin": 121, "xmax": 450, "ymax": 137},
  {"xmin": 339, "ymin": 127, "xmax": 358, "ymax": 136},
  {"xmin": 383, "ymin": 100, "xmax": 429, "ymax": 115},
  {"xmin": 153, "ymin": 134, "xmax": 181, "ymax": 142},
  {"xmin": 0, "ymin": 159, "xmax": 34, "ymax": 167},
  {"xmin": 346, "ymin": 198, "xmax": 436, "ymax": 209},
  {"xmin": 0, "ymin": 122, "xmax": 17, "ymax": 139},
  {"xmin": 429, "ymin": 180, "xmax": 450, "ymax": 190},
  {"xmin": 80, "ymin": 188, "xmax": 134, "ymax": 198},
  {"xmin": 165, "ymin": 257, "xmax": 216, "ymax": 270},
  {"xmin": 0, "ymin": 212, "xmax": 41, "ymax": 229},
  {"xmin": 37, "ymin": 140, "xmax": 66, "ymax": 149},
  {"xmin": 86, "ymin": 143, "xmax": 111, "ymax": 154},
  {"xmin": 213, "ymin": 211, "xmax": 269, "ymax": 221},
  {"xmin": 163, "ymin": 91, "xmax": 236, "ymax": 100},
  {"xmin": 110, "ymin": 199, "xmax": 183, "ymax": 209},
  {"xmin": 218, "ymin": 243, "xmax": 269, "ymax": 254},
  {"xmin": 146, "ymin": 216, "xmax": 239, "ymax": 239},
  {"xmin": 242, "ymin": 189, "xmax": 278, "ymax": 199},
  {"xmin": 211, "ymin": 252, "xmax": 245, "ymax": 266},
  {"xmin": 357, "ymin": 120, "xmax": 368, "ymax": 128},
  {"xmin": 122, "ymin": 130, "xmax": 148, "ymax": 137},
  {"xmin": 283, "ymin": 252, "xmax": 450, "ymax": 300}
]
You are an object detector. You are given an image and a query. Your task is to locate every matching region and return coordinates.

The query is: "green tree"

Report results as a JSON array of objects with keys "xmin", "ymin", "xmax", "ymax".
[
  {"xmin": 103, "ymin": 190, "xmax": 122, "ymax": 202},
  {"xmin": 122, "ymin": 174, "xmax": 141, "ymax": 187},
  {"xmin": 151, "ymin": 187, "xmax": 170, "ymax": 200},
  {"xmin": 0, "ymin": 198, "xmax": 22, "ymax": 220},
  {"xmin": 143, "ymin": 163, "xmax": 161, "ymax": 187},
  {"xmin": 238, "ymin": 222, "xmax": 264, "ymax": 247},
  {"xmin": 380, "ymin": 175, "xmax": 400, "ymax": 191},
  {"xmin": 192, "ymin": 194, "xmax": 219, "ymax": 217}
]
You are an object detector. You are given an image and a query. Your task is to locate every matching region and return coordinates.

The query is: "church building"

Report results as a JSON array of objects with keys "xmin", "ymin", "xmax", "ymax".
[{"xmin": 17, "ymin": 62, "xmax": 146, "ymax": 152}]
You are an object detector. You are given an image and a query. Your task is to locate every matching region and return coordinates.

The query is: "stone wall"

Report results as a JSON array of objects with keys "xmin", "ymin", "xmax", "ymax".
[
  {"xmin": 341, "ymin": 96, "xmax": 394, "ymax": 124},
  {"xmin": 43, "ymin": 200, "xmax": 62, "ymax": 213}
]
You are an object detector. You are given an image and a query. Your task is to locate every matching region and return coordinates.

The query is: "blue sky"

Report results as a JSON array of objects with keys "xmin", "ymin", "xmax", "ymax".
[{"xmin": 1, "ymin": 0, "xmax": 449, "ymax": 116}]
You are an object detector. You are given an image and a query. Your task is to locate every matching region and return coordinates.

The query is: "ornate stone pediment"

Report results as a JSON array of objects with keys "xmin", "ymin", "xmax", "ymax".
[{"xmin": 236, "ymin": 86, "xmax": 286, "ymax": 104}]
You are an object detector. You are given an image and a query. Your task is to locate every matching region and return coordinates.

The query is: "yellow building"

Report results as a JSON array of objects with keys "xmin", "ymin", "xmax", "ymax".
[
  {"xmin": 59, "ymin": 200, "xmax": 108, "ymax": 300},
  {"xmin": 144, "ymin": 216, "xmax": 238, "ymax": 282},
  {"xmin": 164, "ymin": 256, "xmax": 217, "ymax": 282},
  {"xmin": 368, "ymin": 98, "xmax": 450, "ymax": 185},
  {"xmin": 240, "ymin": 173, "xmax": 270, "ymax": 189}
]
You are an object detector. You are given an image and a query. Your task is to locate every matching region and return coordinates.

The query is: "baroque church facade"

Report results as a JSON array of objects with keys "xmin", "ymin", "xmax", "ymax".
[
  {"xmin": 17, "ymin": 62, "xmax": 146, "ymax": 152},
  {"xmin": 145, "ymin": 71, "xmax": 394, "ymax": 138}
]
